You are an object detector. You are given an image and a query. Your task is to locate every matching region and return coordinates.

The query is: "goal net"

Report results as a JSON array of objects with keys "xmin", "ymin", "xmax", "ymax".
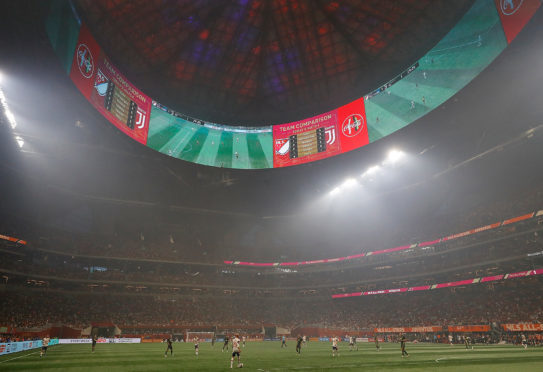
[{"xmin": 186, "ymin": 331, "xmax": 215, "ymax": 342}]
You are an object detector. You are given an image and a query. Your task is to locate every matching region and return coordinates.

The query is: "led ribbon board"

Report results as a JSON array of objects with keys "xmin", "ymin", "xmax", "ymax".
[{"xmin": 46, "ymin": 0, "xmax": 541, "ymax": 169}]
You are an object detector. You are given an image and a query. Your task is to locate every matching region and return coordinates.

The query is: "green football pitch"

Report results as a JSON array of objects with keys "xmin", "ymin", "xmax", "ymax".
[{"xmin": 1, "ymin": 342, "xmax": 542, "ymax": 371}]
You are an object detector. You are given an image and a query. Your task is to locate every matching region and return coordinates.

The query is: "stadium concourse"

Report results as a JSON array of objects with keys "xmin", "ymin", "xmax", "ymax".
[{"xmin": 1, "ymin": 0, "xmax": 543, "ymax": 370}]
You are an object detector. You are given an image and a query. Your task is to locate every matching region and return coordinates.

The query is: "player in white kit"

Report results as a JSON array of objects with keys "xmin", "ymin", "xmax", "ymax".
[
  {"xmin": 230, "ymin": 334, "xmax": 242, "ymax": 368},
  {"xmin": 332, "ymin": 337, "xmax": 339, "ymax": 357},
  {"xmin": 40, "ymin": 335, "xmax": 50, "ymax": 357}
]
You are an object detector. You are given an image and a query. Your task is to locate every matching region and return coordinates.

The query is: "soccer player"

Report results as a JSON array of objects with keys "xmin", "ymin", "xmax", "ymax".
[
  {"xmin": 242, "ymin": 335, "xmax": 246, "ymax": 347},
  {"xmin": 281, "ymin": 335, "xmax": 287, "ymax": 348},
  {"xmin": 349, "ymin": 336, "xmax": 357, "ymax": 351},
  {"xmin": 400, "ymin": 334, "xmax": 409, "ymax": 358},
  {"xmin": 92, "ymin": 334, "xmax": 97, "ymax": 353},
  {"xmin": 464, "ymin": 336, "xmax": 471, "ymax": 350},
  {"xmin": 230, "ymin": 334, "xmax": 242, "ymax": 368},
  {"xmin": 212, "ymin": 335, "xmax": 216, "ymax": 347},
  {"xmin": 374, "ymin": 334, "xmax": 381, "ymax": 351},
  {"xmin": 40, "ymin": 335, "xmax": 50, "ymax": 357},
  {"xmin": 222, "ymin": 335, "xmax": 230, "ymax": 352},
  {"xmin": 332, "ymin": 336, "xmax": 339, "ymax": 357},
  {"xmin": 302, "ymin": 335, "xmax": 306, "ymax": 346},
  {"xmin": 448, "ymin": 334, "xmax": 453, "ymax": 346},
  {"xmin": 521, "ymin": 334, "xmax": 527, "ymax": 349},
  {"xmin": 194, "ymin": 337, "xmax": 199, "ymax": 356},
  {"xmin": 164, "ymin": 337, "xmax": 173, "ymax": 357},
  {"xmin": 296, "ymin": 335, "xmax": 303, "ymax": 354}
]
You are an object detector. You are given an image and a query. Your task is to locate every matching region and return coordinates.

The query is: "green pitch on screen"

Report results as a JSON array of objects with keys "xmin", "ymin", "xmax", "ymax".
[
  {"xmin": 147, "ymin": 107, "xmax": 273, "ymax": 169},
  {"xmin": 1, "ymin": 341, "xmax": 542, "ymax": 371},
  {"xmin": 366, "ymin": 0, "xmax": 508, "ymax": 143}
]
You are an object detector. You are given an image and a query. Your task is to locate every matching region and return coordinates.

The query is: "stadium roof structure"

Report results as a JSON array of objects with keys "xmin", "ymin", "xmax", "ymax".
[
  {"xmin": 0, "ymin": 0, "xmax": 542, "ymax": 262},
  {"xmin": 75, "ymin": 0, "xmax": 473, "ymax": 126}
]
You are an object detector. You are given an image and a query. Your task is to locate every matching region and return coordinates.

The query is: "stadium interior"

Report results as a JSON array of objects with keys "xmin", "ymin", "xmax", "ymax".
[{"xmin": 1, "ymin": 0, "xmax": 543, "ymax": 370}]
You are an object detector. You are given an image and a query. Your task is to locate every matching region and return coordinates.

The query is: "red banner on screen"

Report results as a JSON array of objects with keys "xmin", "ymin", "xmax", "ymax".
[
  {"xmin": 272, "ymin": 98, "xmax": 370, "ymax": 167},
  {"xmin": 375, "ymin": 326, "xmax": 442, "ymax": 333},
  {"xmin": 433, "ymin": 279, "xmax": 478, "ymax": 289},
  {"xmin": 336, "ymin": 97, "xmax": 369, "ymax": 152},
  {"xmin": 69, "ymin": 24, "xmax": 101, "ymax": 99},
  {"xmin": 0, "ymin": 234, "xmax": 27, "ymax": 245},
  {"xmin": 481, "ymin": 274, "xmax": 504, "ymax": 282},
  {"xmin": 89, "ymin": 56, "xmax": 151, "ymax": 144},
  {"xmin": 504, "ymin": 269, "xmax": 536, "ymax": 279},
  {"xmin": 273, "ymin": 110, "xmax": 341, "ymax": 167},
  {"xmin": 494, "ymin": 0, "xmax": 541, "ymax": 43},
  {"xmin": 407, "ymin": 285, "xmax": 431, "ymax": 292},
  {"xmin": 442, "ymin": 222, "xmax": 502, "ymax": 241},
  {"xmin": 502, "ymin": 323, "xmax": 543, "ymax": 332},
  {"xmin": 502, "ymin": 213, "xmax": 534, "ymax": 226},
  {"xmin": 448, "ymin": 325, "xmax": 490, "ymax": 332},
  {"xmin": 69, "ymin": 24, "xmax": 151, "ymax": 144}
]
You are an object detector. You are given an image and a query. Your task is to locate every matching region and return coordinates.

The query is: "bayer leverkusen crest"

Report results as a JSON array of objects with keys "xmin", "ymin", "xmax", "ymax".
[
  {"xmin": 76, "ymin": 43, "xmax": 94, "ymax": 79},
  {"xmin": 500, "ymin": 0, "xmax": 525, "ymax": 15},
  {"xmin": 341, "ymin": 114, "xmax": 365, "ymax": 138}
]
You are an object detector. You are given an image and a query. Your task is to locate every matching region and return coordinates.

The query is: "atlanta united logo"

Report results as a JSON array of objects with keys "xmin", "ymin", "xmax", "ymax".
[
  {"xmin": 500, "ymin": 0, "xmax": 524, "ymax": 15},
  {"xmin": 76, "ymin": 43, "xmax": 94, "ymax": 79},
  {"xmin": 341, "ymin": 114, "xmax": 364, "ymax": 137}
]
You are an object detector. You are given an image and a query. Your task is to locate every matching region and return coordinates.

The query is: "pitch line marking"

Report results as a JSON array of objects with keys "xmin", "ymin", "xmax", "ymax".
[{"xmin": 0, "ymin": 351, "xmax": 40, "ymax": 363}]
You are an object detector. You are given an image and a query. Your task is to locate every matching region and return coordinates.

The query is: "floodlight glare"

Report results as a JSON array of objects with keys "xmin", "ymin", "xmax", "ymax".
[
  {"xmin": 5, "ymin": 109, "xmax": 17, "ymax": 129},
  {"xmin": 15, "ymin": 135, "xmax": 24, "ymax": 148},
  {"xmin": 362, "ymin": 165, "xmax": 380, "ymax": 178},
  {"xmin": 384, "ymin": 149, "xmax": 405, "ymax": 165},
  {"xmin": 342, "ymin": 178, "xmax": 357, "ymax": 188},
  {"xmin": 329, "ymin": 187, "xmax": 341, "ymax": 196}
]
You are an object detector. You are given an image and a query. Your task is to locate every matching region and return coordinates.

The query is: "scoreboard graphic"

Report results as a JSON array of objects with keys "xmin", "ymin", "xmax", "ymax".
[
  {"xmin": 89, "ymin": 57, "xmax": 151, "ymax": 145},
  {"xmin": 273, "ymin": 111, "xmax": 340, "ymax": 167},
  {"xmin": 69, "ymin": 24, "xmax": 150, "ymax": 145},
  {"xmin": 273, "ymin": 97, "xmax": 368, "ymax": 167}
]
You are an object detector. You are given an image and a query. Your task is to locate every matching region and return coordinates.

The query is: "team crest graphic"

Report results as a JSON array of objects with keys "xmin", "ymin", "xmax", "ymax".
[
  {"xmin": 341, "ymin": 113, "xmax": 364, "ymax": 137},
  {"xmin": 76, "ymin": 43, "xmax": 94, "ymax": 79},
  {"xmin": 135, "ymin": 108, "xmax": 147, "ymax": 129},
  {"xmin": 325, "ymin": 126, "xmax": 336, "ymax": 145},
  {"xmin": 274, "ymin": 138, "xmax": 290, "ymax": 156},
  {"xmin": 500, "ymin": 0, "xmax": 524, "ymax": 15},
  {"xmin": 93, "ymin": 69, "xmax": 109, "ymax": 96}
]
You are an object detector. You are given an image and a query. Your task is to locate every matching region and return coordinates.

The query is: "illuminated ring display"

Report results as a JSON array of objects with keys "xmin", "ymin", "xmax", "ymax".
[{"xmin": 46, "ymin": 0, "xmax": 540, "ymax": 169}]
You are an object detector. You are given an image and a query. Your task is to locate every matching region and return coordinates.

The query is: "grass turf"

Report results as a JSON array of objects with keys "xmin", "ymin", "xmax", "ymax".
[{"xmin": 1, "ymin": 341, "xmax": 542, "ymax": 371}]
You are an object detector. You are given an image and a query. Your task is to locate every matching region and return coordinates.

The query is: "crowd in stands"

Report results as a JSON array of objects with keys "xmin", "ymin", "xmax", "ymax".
[
  {"xmin": 1, "ymin": 276, "xmax": 541, "ymax": 332},
  {"xmin": 1, "ymin": 219, "xmax": 541, "ymax": 294}
]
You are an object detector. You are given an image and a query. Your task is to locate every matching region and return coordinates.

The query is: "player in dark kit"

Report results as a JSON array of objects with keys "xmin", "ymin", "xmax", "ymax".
[
  {"xmin": 400, "ymin": 334, "xmax": 409, "ymax": 357},
  {"xmin": 296, "ymin": 335, "xmax": 303, "ymax": 354},
  {"xmin": 374, "ymin": 334, "xmax": 381, "ymax": 351},
  {"xmin": 281, "ymin": 335, "xmax": 287, "ymax": 348},
  {"xmin": 164, "ymin": 337, "xmax": 173, "ymax": 357},
  {"xmin": 222, "ymin": 335, "xmax": 230, "ymax": 352},
  {"xmin": 92, "ymin": 334, "xmax": 97, "ymax": 353}
]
